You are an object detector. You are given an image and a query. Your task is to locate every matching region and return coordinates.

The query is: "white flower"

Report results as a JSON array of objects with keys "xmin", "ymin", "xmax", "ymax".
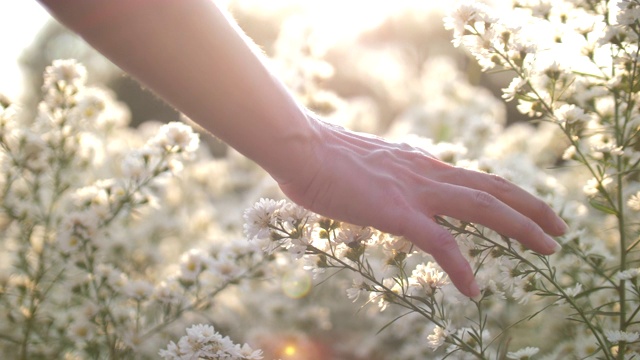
[
  {"xmin": 564, "ymin": 283, "xmax": 582, "ymax": 298},
  {"xmin": 628, "ymin": 192, "xmax": 640, "ymax": 211},
  {"xmin": 427, "ymin": 320, "xmax": 454, "ymax": 351},
  {"xmin": 159, "ymin": 324, "xmax": 245, "ymax": 359},
  {"xmin": 207, "ymin": 255, "xmax": 242, "ymax": 281},
  {"xmin": 554, "ymin": 104, "xmax": 590, "ymax": 124},
  {"xmin": 278, "ymin": 202, "xmax": 315, "ymax": 227},
  {"xmin": 562, "ymin": 145, "xmax": 577, "ymax": 161},
  {"xmin": 68, "ymin": 320, "xmax": 95, "ymax": 345},
  {"xmin": 123, "ymin": 279, "xmax": 154, "ymax": 301},
  {"xmin": 122, "ymin": 148, "xmax": 162, "ymax": 181},
  {"xmin": 238, "ymin": 343, "xmax": 264, "ymax": 359},
  {"xmin": 57, "ymin": 211, "xmax": 99, "ymax": 253},
  {"xmin": 617, "ymin": 268, "xmax": 640, "ymax": 281},
  {"xmin": 512, "ymin": 277, "xmax": 536, "ymax": 305},
  {"xmin": 443, "ymin": 1, "xmax": 493, "ymax": 46},
  {"xmin": 604, "ymin": 329, "xmax": 640, "ymax": 344},
  {"xmin": 381, "ymin": 235, "xmax": 413, "ymax": 253},
  {"xmin": 346, "ymin": 276, "xmax": 366, "ymax": 302},
  {"xmin": 178, "ymin": 249, "xmax": 209, "ymax": 283},
  {"xmin": 334, "ymin": 225, "xmax": 373, "ymax": 247},
  {"xmin": 148, "ymin": 121, "xmax": 199, "ymax": 154},
  {"xmin": 243, "ymin": 198, "xmax": 285, "ymax": 241},
  {"xmin": 74, "ymin": 87, "xmax": 109, "ymax": 122},
  {"xmin": 507, "ymin": 346, "xmax": 539, "ymax": 359},
  {"xmin": 43, "ymin": 59, "xmax": 87, "ymax": 91},
  {"xmin": 409, "ymin": 262, "xmax": 448, "ymax": 295},
  {"xmin": 153, "ymin": 280, "xmax": 185, "ymax": 305},
  {"xmin": 502, "ymin": 77, "xmax": 527, "ymax": 102}
]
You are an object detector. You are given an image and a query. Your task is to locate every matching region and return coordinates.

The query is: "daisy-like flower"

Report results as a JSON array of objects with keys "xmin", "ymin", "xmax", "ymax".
[
  {"xmin": 506, "ymin": 346, "xmax": 539, "ymax": 359},
  {"xmin": 243, "ymin": 198, "xmax": 285, "ymax": 241},
  {"xmin": 616, "ymin": 268, "xmax": 640, "ymax": 281},
  {"xmin": 207, "ymin": 254, "xmax": 242, "ymax": 281},
  {"xmin": 334, "ymin": 224, "xmax": 373, "ymax": 247},
  {"xmin": 583, "ymin": 177, "xmax": 612, "ymax": 196},
  {"xmin": 43, "ymin": 59, "xmax": 88, "ymax": 92},
  {"xmin": 148, "ymin": 121, "xmax": 200, "ymax": 154},
  {"xmin": 381, "ymin": 235, "xmax": 413, "ymax": 254},
  {"xmin": 553, "ymin": 104, "xmax": 590, "ymax": 125},
  {"xmin": 68, "ymin": 319, "xmax": 95, "ymax": 346},
  {"xmin": 122, "ymin": 147, "xmax": 165, "ymax": 180},
  {"xmin": 159, "ymin": 324, "xmax": 246, "ymax": 360},
  {"xmin": 123, "ymin": 279, "xmax": 155, "ymax": 301},
  {"xmin": 427, "ymin": 320, "xmax": 454, "ymax": 351},
  {"xmin": 502, "ymin": 77, "xmax": 527, "ymax": 102},
  {"xmin": 153, "ymin": 280, "xmax": 185, "ymax": 305},
  {"xmin": 346, "ymin": 275, "xmax": 367, "ymax": 302},
  {"xmin": 564, "ymin": 283, "xmax": 583, "ymax": 298},
  {"xmin": 73, "ymin": 87, "xmax": 108, "ymax": 122},
  {"xmin": 178, "ymin": 249, "xmax": 209, "ymax": 284},
  {"xmin": 604, "ymin": 329, "xmax": 640, "ymax": 344},
  {"xmin": 238, "ymin": 343, "xmax": 264, "ymax": 359},
  {"xmin": 409, "ymin": 262, "xmax": 448, "ymax": 295},
  {"xmin": 628, "ymin": 192, "xmax": 640, "ymax": 211},
  {"xmin": 57, "ymin": 211, "xmax": 99, "ymax": 253},
  {"xmin": 444, "ymin": 1, "xmax": 493, "ymax": 46}
]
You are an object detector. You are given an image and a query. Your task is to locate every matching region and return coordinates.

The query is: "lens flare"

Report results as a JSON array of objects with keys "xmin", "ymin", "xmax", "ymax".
[
  {"xmin": 283, "ymin": 344, "xmax": 297, "ymax": 356},
  {"xmin": 281, "ymin": 269, "xmax": 312, "ymax": 299}
]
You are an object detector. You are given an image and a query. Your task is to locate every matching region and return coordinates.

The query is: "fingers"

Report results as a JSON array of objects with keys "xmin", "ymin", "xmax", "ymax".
[
  {"xmin": 437, "ymin": 167, "xmax": 567, "ymax": 237},
  {"xmin": 429, "ymin": 183, "xmax": 561, "ymax": 255},
  {"xmin": 404, "ymin": 213, "xmax": 480, "ymax": 298}
]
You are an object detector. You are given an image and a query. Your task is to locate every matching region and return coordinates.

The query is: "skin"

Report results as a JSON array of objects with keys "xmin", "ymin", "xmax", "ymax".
[{"xmin": 38, "ymin": 0, "xmax": 567, "ymax": 298}]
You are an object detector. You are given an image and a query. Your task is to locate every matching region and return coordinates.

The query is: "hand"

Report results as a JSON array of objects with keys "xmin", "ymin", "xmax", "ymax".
[{"xmin": 278, "ymin": 117, "xmax": 567, "ymax": 298}]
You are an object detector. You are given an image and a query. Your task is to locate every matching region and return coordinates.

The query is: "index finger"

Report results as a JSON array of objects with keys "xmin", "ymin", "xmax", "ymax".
[{"xmin": 438, "ymin": 167, "xmax": 567, "ymax": 236}]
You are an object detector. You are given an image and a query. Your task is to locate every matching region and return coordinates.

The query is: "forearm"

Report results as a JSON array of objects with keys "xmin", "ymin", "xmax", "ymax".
[{"xmin": 38, "ymin": 0, "xmax": 317, "ymax": 183}]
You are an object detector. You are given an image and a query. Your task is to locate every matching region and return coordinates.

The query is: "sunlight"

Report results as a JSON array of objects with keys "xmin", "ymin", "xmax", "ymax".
[
  {"xmin": 283, "ymin": 344, "xmax": 297, "ymax": 356},
  {"xmin": 0, "ymin": 3, "xmax": 50, "ymax": 99}
]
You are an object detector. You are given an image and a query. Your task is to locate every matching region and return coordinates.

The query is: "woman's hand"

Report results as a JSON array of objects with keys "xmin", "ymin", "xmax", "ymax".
[{"xmin": 279, "ymin": 117, "xmax": 567, "ymax": 298}]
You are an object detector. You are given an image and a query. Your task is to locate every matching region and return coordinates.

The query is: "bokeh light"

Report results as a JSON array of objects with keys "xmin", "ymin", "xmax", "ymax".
[{"xmin": 281, "ymin": 269, "xmax": 312, "ymax": 299}]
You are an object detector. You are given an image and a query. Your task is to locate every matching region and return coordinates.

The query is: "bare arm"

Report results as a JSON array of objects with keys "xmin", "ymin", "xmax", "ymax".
[
  {"xmin": 38, "ymin": 0, "xmax": 567, "ymax": 298},
  {"xmin": 38, "ymin": 0, "xmax": 315, "ymax": 184}
]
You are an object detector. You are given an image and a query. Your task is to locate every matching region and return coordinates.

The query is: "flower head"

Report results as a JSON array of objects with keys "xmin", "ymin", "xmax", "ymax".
[
  {"xmin": 507, "ymin": 346, "xmax": 539, "ymax": 359},
  {"xmin": 148, "ymin": 121, "xmax": 200, "ymax": 154},
  {"xmin": 605, "ymin": 329, "xmax": 640, "ymax": 344}
]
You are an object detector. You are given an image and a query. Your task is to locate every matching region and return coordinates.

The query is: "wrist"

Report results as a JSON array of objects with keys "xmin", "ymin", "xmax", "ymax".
[{"xmin": 265, "ymin": 110, "xmax": 324, "ymax": 188}]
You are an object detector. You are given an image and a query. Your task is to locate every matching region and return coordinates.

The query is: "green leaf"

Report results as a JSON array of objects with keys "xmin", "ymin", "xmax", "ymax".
[{"xmin": 589, "ymin": 199, "xmax": 618, "ymax": 215}]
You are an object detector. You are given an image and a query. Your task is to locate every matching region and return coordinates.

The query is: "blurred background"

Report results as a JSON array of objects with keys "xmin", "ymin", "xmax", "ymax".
[{"xmin": 2, "ymin": 1, "xmax": 520, "ymax": 136}]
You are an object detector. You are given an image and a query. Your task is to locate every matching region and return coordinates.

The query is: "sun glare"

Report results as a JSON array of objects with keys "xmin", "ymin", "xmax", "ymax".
[
  {"xmin": 0, "ymin": 3, "xmax": 50, "ymax": 100},
  {"xmin": 283, "ymin": 344, "xmax": 297, "ymax": 356}
]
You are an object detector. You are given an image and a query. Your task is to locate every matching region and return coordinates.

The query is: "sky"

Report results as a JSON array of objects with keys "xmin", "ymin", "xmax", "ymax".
[{"xmin": 0, "ymin": 2, "xmax": 51, "ymax": 100}]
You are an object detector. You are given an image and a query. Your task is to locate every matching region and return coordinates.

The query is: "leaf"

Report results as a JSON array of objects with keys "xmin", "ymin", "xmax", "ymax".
[{"xmin": 589, "ymin": 199, "xmax": 618, "ymax": 215}]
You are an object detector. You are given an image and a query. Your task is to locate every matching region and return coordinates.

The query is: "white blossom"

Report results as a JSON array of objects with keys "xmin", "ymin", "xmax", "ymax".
[
  {"xmin": 507, "ymin": 346, "xmax": 539, "ymax": 359},
  {"xmin": 427, "ymin": 320, "xmax": 454, "ymax": 351},
  {"xmin": 604, "ymin": 329, "xmax": 640, "ymax": 344}
]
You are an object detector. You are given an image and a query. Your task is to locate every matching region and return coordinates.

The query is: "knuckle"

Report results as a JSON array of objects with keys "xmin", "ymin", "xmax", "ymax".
[
  {"xmin": 427, "ymin": 229, "xmax": 457, "ymax": 253},
  {"xmin": 517, "ymin": 219, "xmax": 540, "ymax": 238},
  {"xmin": 473, "ymin": 190, "xmax": 497, "ymax": 209},
  {"xmin": 487, "ymin": 173, "xmax": 513, "ymax": 195},
  {"xmin": 533, "ymin": 197, "xmax": 552, "ymax": 217}
]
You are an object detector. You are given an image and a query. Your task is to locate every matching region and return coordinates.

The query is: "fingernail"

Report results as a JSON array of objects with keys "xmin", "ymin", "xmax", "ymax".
[
  {"xmin": 545, "ymin": 235, "xmax": 562, "ymax": 254},
  {"xmin": 468, "ymin": 280, "xmax": 481, "ymax": 299},
  {"xmin": 471, "ymin": 292, "xmax": 483, "ymax": 302}
]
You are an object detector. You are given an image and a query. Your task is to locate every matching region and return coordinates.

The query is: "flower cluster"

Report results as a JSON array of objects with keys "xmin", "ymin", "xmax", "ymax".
[
  {"xmin": 0, "ymin": 60, "xmax": 266, "ymax": 359},
  {"xmin": 159, "ymin": 324, "xmax": 263, "ymax": 360}
]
